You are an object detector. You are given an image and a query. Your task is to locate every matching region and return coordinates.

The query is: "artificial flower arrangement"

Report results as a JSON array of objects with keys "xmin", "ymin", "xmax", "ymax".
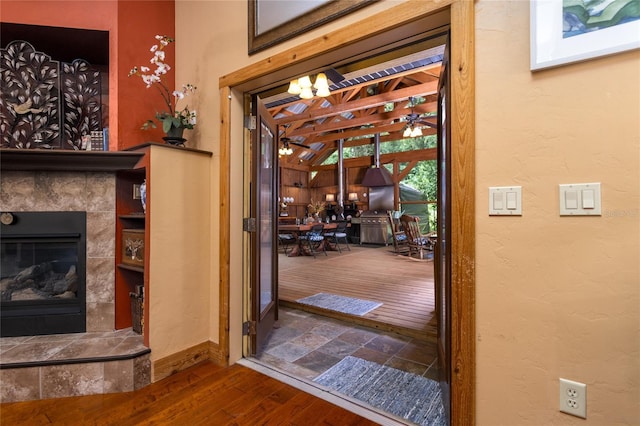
[
  {"xmin": 307, "ymin": 199, "xmax": 325, "ymax": 215},
  {"xmin": 128, "ymin": 35, "xmax": 197, "ymax": 133}
]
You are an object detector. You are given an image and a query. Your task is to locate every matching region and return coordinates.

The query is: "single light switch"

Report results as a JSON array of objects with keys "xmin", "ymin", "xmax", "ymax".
[
  {"xmin": 489, "ymin": 186, "xmax": 522, "ymax": 216},
  {"xmin": 565, "ymin": 190, "xmax": 578, "ymax": 209},
  {"xmin": 582, "ymin": 189, "xmax": 595, "ymax": 209},
  {"xmin": 493, "ymin": 192, "xmax": 504, "ymax": 210},
  {"xmin": 506, "ymin": 192, "xmax": 517, "ymax": 210},
  {"xmin": 559, "ymin": 183, "xmax": 601, "ymax": 216}
]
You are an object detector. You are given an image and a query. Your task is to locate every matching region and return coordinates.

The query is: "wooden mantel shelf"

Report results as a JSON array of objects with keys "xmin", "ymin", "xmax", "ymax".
[{"xmin": 1, "ymin": 149, "xmax": 144, "ymax": 172}]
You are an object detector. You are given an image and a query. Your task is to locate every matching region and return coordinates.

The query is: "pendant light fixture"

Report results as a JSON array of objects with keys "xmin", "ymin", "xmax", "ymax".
[{"xmin": 288, "ymin": 73, "xmax": 331, "ymax": 99}]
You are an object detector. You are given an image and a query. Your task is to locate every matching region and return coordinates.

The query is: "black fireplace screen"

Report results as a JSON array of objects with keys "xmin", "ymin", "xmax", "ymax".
[{"xmin": 1, "ymin": 211, "xmax": 86, "ymax": 337}]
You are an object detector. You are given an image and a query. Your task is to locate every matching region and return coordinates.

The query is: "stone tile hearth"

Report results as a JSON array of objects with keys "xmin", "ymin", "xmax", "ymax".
[{"xmin": 0, "ymin": 329, "xmax": 150, "ymax": 402}]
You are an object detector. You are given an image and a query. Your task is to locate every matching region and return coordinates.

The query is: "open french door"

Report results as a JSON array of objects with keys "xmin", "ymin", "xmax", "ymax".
[
  {"xmin": 248, "ymin": 95, "xmax": 278, "ymax": 355},
  {"xmin": 436, "ymin": 36, "xmax": 452, "ymax": 422}
]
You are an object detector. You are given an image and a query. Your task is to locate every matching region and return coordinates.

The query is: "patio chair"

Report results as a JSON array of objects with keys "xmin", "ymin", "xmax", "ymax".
[
  {"xmin": 387, "ymin": 211, "xmax": 409, "ymax": 254},
  {"xmin": 278, "ymin": 232, "xmax": 296, "ymax": 255},
  {"xmin": 298, "ymin": 223, "xmax": 327, "ymax": 258},
  {"xmin": 324, "ymin": 221, "xmax": 350, "ymax": 253},
  {"xmin": 399, "ymin": 214, "xmax": 432, "ymax": 260}
]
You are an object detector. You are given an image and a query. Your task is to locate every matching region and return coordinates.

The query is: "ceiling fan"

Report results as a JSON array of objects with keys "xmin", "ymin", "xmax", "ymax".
[
  {"xmin": 279, "ymin": 124, "xmax": 310, "ymax": 155},
  {"xmin": 403, "ymin": 96, "xmax": 437, "ymax": 137}
]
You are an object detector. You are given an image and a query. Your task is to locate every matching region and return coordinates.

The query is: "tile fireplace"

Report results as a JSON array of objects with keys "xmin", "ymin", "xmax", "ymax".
[{"xmin": 0, "ymin": 149, "xmax": 151, "ymax": 403}]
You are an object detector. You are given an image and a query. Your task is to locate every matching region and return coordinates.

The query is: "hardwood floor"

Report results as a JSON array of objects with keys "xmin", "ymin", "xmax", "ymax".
[
  {"xmin": 278, "ymin": 244, "xmax": 436, "ymax": 341},
  {"xmin": 0, "ymin": 361, "xmax": 376, "ymax": 425}
]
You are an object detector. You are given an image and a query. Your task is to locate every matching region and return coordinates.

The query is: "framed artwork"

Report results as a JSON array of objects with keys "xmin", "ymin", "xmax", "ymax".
[
  {"xmin": 248, "ymin": 0, "xmax": 375, "ymax": 55},
  {"xmin": 530, "ymin": 0, "xmax": 640, "ymax": 71}
]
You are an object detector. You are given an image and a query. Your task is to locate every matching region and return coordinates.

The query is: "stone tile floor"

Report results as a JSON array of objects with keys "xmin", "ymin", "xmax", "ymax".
[{"xmin": 255, "ymin": 306, "xmax": 439, "ymax": 382}]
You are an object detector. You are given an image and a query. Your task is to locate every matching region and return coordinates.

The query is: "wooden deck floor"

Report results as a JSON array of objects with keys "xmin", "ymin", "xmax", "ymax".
[{"xmin": 278, "ymin": 244, "xmax": 436, "ymax": 341}]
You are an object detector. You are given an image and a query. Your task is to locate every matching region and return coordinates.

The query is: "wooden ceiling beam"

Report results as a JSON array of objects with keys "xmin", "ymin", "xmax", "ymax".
[
  {"xmin": 287, "ymin": 102, "xmax": 437, "ymax": 137},
  {"xmin": 308, "ymin": 147, "xmax": 437, "ymax": 171},
  {"xmin": 272, "ymin": 81, "xmax": 438, "ymax": 126}
]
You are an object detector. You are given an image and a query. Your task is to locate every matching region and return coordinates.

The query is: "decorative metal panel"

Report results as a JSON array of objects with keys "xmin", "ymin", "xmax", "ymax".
[{"xmin": 0, "ymin": 40, "xmax": 102, "ymax": 149}]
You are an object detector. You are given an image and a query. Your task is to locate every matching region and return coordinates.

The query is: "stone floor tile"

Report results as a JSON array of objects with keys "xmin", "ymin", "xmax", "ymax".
[
  {"xmin": 316, "ymin": 338, "xmax": 359, "ymax": 358},
  {"xmin": 337, "ymin": 327, "xmax": 380, "ymax": 346},
  {"xmin": 293, "ymin": 350, "xmax": 342, "ymax": 375},
  {"xmin": 309, "ymin": 322, "xmax": 351, "ymax": 339},
  {"xmin": 264, "ymin": 326, "xmax": 305, "ymax": 348},
  {"xmin": 364, "ymin": 334, "xmax": 409, "ymax": 355},
  {"xmin": 385, "ymin": 356, "xmax": 429, "ymax": 376},
  {"xmin": 351, "ymin": 346, "xmax": 392, "ymax": 365},
  {"xmin": 289, "ymin": 332, "xmax": 331, "ymax": 350},
  {"xmin": 264, "ymin": 342, "xmax": 313, "ymax": 363},
  {"xmin": 395, "ymin": 339, "xmax": 438, "ymax": 365}
]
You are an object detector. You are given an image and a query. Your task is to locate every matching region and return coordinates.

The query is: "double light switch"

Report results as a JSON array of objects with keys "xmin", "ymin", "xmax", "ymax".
[
  {"xmin": 489, "ymin": 186, "xmax": 522, "ymax": 215},
  {"xmin": 559, "ymin": 183, "xmax": 601, "ymax": 216},
  {"xmin": 489, "ymin": 183, "xmax": 601, "ymax": 217}
]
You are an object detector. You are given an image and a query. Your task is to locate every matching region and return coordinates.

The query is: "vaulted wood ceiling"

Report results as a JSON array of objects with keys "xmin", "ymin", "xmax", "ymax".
[{"xmin": 264, "ymin": 44, "xmax": 444, "ymax": 168}]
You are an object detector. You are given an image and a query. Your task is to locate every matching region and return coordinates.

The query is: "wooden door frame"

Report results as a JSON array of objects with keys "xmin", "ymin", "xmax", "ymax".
[{"xmin": 218, "ymin": 1, "xmax": 475, "ymax": 424}]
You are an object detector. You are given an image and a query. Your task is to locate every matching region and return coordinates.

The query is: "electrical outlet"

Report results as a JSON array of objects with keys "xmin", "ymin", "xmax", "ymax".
[
  {"xmin": 133, "ymin": 184, "xmax": 141, "ymax": 200},
  {"xmin": 559, "ymin": 378, "xmax": 586, "ymax": 419}
]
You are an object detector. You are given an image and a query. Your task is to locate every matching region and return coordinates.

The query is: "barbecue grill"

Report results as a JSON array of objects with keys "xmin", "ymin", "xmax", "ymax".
[{"xmin": 359, "ymin": 210, "xmax": 391, "ymax": 245}]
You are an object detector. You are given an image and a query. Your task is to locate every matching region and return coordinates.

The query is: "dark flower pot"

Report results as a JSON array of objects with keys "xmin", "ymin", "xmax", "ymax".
[{"xmin": 163, "ymin": 126, "xmax": 186, "ymax": 146}]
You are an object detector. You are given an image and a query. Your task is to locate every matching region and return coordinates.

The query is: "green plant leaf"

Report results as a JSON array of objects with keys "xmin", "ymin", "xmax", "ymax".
[{"xmin": 162, "ymin": 118, "xmax": 172, "ymax": 133}]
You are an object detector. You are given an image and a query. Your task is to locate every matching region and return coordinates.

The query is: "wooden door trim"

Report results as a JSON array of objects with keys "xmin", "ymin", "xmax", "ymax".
[
  {"xmin": 218, "ymin": 1, "xmax": 475, "ymax": 424},
  {"xmin": 218, "ymin": 85, "xmax": 231, "ymax": 365},
  {"xmin": 449, "ymin": 3, "xmax": 476, "ymax": 423}
]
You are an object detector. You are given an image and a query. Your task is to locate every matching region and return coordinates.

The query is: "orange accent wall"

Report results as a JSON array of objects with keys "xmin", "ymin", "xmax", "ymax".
[
  {"xmin": 117, "ymin": 1, "xmax": 175, "ymax": 149},
  {"xmin": 0, "ymin": 0, "xmax": 175, "ymax": 150}
]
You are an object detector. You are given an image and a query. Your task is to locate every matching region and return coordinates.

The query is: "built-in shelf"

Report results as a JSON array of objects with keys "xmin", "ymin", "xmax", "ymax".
[
  {"xmin": 119, "ymin": 214, "xmax": 146, "ymax": 220},
  {"xmin": 118, "ymin": 264, "xmax": 144, "ymax": 273}
]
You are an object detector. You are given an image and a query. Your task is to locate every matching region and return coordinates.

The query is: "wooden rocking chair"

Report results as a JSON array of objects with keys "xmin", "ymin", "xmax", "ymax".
[{"xmin": 399, "ymin": 214, "xmax": 433, "ymax": 260}]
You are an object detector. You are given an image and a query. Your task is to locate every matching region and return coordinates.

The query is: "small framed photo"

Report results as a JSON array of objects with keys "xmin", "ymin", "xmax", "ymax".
[
  {"xmin": 122, "ymin": 229, "xmax": 145, "ymax": 267},
  {"xmin": 530, "ymin": 0, "xmax": 640, "ymax": 71}
]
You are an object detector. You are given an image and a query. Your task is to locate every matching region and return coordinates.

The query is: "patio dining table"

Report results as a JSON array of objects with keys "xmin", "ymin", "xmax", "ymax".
[{"xmin": 278, "ymin": 222, "xmax": 338, "ymax": 257}]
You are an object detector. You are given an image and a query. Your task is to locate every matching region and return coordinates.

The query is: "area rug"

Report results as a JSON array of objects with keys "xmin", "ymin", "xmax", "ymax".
[
  {"xmin": 296, "ymin": 293, "xmax": 382, "ymax": 316},
  {"xmin": 314, "ymin": 356, "xmax": 445, "ymax": 426}
]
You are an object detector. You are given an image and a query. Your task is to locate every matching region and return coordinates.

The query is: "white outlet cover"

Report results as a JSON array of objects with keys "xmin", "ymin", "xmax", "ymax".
[{"xmin": 559, "ymin": 378, "xmax": 586, "ymax": 419}]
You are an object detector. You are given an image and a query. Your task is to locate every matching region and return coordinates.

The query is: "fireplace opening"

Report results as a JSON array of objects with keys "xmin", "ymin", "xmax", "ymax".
[{"xmin": 1, "ymin": 211, "xmax": 86, "ymax": 337}]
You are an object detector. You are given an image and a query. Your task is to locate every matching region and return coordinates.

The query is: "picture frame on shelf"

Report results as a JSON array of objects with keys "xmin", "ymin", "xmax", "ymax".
[
  {"xmin": 122, "ymin": 229, "xmax": 145, "ymax": 267},
  {"xmin": 530, "ymin": 0, "xmax": 640, "ymax": 71}
]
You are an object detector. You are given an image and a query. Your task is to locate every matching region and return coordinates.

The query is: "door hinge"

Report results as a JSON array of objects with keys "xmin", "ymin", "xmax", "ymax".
[
  {"xmin": 242, "ymin": 321, "xmax": 256, "ymax": 336},
  {"xmin": 245, "ymin": 115, "xmax": 256, "ymax": 130},
  {"xmin": 243, "ymin": 217, "xmax": 256, "ymax": 232}
]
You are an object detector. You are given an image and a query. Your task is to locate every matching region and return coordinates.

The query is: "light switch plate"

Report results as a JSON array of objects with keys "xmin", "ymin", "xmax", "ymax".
[
  {"xmin": 489, "ymin": 186, "xmax": 522, "ymax": 216},
  {"xmin": 559, "ymin": 183, "xmax": 601, "ymax": 216}
]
